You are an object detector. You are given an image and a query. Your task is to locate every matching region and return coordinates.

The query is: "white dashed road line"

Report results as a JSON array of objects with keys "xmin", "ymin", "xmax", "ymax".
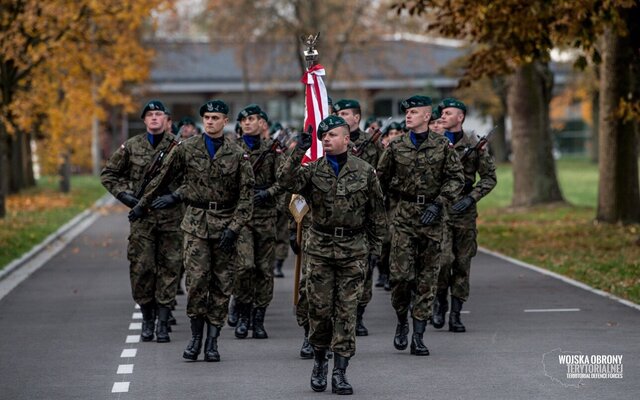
[
  {"xmin": 113, "ymin": 304, "xmax": 140, "ymax": 395},
  {"xmin": 112, "ymin": 382, "xmax": 130, "ymax": 393},
  {"xmin": 120, "ymin": 349, "xmax": 137, "ymax": 358},
  {"xmin": 524, "ymin": 308, "xmax": 581, "ymax": 313}
]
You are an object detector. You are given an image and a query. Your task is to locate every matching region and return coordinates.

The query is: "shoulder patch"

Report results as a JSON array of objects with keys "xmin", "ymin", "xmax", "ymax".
[{"xmin": 243, "ymin": 153, "xmax": 250, "ymax": 160}]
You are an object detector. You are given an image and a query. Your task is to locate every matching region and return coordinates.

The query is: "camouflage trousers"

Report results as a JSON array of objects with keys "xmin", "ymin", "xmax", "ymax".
[
  {"xmin": 437, "ymin": 223, "xmax": 477, "ymax": 301},
  {"xmin": 378, "ymin": 233, "xmax": 392, "ymax": 276},
  {"xmin": 234, "ymin": 218, "xmax": 276, "ymax": 308},
  {"xmin": 358, "ymin": 257, "xmax": 373, "ymax": 307},
  {"xmin": 306, "ymin": 254, "xmax": 366, "ymax": 358},
  {"xmin": 183, "ymin": 231, "xmax": 235, "ymax": 327},
  {"xmin": 295, "ymin": 260, "xmax": 309, "ymax": 327},
  {"xmin": 274, "ymin": 210, "xmax": 289, "ymax": 261},
  {"xmin": 389, "ymin": 225, "xmax": 441, "ymax": 321},
  {"xmin": 127, "ymin": 219, "xmax": 182, "ymax": 307}
]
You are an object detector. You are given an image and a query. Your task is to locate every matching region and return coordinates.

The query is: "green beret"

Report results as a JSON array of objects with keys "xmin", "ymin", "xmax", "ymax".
[
  {"xmin": 317, "ymin": 115, "xmax": 348, "ymax": 139},
  {"xmin": 258, "ymin": 110, "xmax": 269, "ymax": 122},
  {"xmin": 237, "ymin": 104, "xmax": 262, "ymax": 121},
  {"xmin": 431, "ymin": 106, "xmax": 442, "ymax": 120},
  {"xmin": 385, "ymin": 121, "xmax": 402, "ymax": 134},
  {"xmin": 199, "ymin": 100, "xmax": 229, "ymax": 116},
  {"xmin": 439, "ymin": 98, "xmax": 466, "ymax": 113},
  {"xmin": 140, "ymin": 100, "xmax": 167, "ymax": 119},
  {"xmin": 400, "ymin": 95, "xmax": 432, "ymax": 112},
  {"xmin": 332, "ymin": 99, "xmax": 361, "ymax": 113}
]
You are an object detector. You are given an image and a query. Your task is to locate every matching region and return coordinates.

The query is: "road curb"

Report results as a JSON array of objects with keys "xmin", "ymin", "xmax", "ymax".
[
  {"xmin": 0, "ymin": 194, "xmax": 115, "ymax": 283},
  {"xmin": 479, "ymin": 246, "xmax": 640, "ymax": 312}
]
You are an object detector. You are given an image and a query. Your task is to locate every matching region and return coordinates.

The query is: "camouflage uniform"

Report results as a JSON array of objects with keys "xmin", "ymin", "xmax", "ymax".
[
  {"xmin": 377, "ymin": 132, "xmax": 464, "ymax": 322},
  {"xmin": 233, "ymin": 137, "xmax": 282, "ymax": 335},
  {"xmin": 278, "ymin": 147, "xmax": 386, "ymax": 358},
  {"xmin": 274, "ymin": 192, "xmax": 291, "ymax": 263},
  {"xmin": 138, "ymin": 134, "xmax": 254, "ymax": 327},
  {"xmin": 437, "ymin": 132, "xmax": 497, "ymax": 301},
  {"xmin": 101, "ymin": 133, "xmax": 183, "ymax": 308},
  {"xmin": 347, "ymin": 129, "xmax": 382, "ymax": 316}
]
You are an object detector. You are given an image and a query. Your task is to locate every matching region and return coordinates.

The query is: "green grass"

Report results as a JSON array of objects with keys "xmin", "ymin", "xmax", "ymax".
[
  {"xmin": 0, "ymin": 175, "xmax": 106, "ymax": 270},
  {"xmin": 478, "ymin": 158, "xmax": 640, "ymax": 303}
]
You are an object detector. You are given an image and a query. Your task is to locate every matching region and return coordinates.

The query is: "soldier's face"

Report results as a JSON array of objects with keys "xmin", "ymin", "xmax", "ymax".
[
  {"xmin": 440, "ymin": 108, "xmax": 464, "ymax": 131},
  {"xmin": 202, "ymin": 112, "xmax": 228, "ymax": 137},
  {"xmin": 383, "ymin": 129, "xmax": 403, "ymax": 147},
  {"xmin": 322, "ymin": 126, "xmax": 350, "ymax": 155},
  {"xmin": 180, "ymin": 124, "xmax": 196, "ymax": 138},
  {"xmin": 336, "ymin": 109, "xmax": 360, "ymax": 132},
  {"xmin": 241, "ymin": 115, "xmax": 261, "ymax": 136},
  {"xmin": 144, "ymin": 111, "xmax": 167, "ymax": 134},
  {"xmin": 405, "ymin": 106, "xmax": 431, "ymax": 132}
]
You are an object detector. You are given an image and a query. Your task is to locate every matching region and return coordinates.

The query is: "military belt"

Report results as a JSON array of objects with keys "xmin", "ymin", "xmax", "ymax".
[
  {"xmin": 311, "ymin": 223, "xmax": 365, "ymax": 238},
  {"xmin": 187, "ymin": 200, "xmax": 236, "ymax": 211},
  {"xmin": 391, "ymin": 190, "xmax": 431, "ymax": 205}
]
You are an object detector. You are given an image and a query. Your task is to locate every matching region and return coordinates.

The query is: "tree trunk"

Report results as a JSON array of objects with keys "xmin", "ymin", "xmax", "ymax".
[
  {"xmin": 59, "ymin": 151, "xmax": 71, "ymax": 193},
  {"xmin": 508, "ymin": 61, "xmax": 564, "ymax": 207},
  {"xmin": 596, "ymin": 23, "xmax": 640, "ymax": 224},
  {"xmin": 490, "ymin": 113, "xmax": 509, "ymax": 163},
  {"xmin": 25, "ymin": 132, "xmax": 35, "ymax": 187},
  {"xmin": 0, "ymin": 123, "xmax": 7, "ymax": 218}
]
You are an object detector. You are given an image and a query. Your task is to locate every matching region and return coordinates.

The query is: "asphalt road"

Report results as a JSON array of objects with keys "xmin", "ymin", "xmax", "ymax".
[{"xmin": 0, "ymin": 206, "xmax": 638, "ymax": 399}]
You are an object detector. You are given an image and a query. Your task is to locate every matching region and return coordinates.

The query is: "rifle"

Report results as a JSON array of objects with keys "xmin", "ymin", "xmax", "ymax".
[
  {"xmin": 351, "ymin": 117, "xmax": 392, "ymax": 157},
  {"xmin": 133, "ymin": 132, "xmax": 181, "ymax": 199},
  {"xmin": 252, "ymin": 137, "xmax": 284, "ymax": 173},
  {"xmin": 460, "ymin": 125, "xmax": 498, "ymax": 162}
]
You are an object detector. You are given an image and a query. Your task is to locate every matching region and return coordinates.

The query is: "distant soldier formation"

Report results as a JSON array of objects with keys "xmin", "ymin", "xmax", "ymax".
[{"xmin": 101, "ymin": 92, "xmax": 496, "ymax": 395}]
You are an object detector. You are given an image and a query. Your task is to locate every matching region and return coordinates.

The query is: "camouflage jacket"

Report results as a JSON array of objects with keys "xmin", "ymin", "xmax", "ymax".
[
  {"xmin": 238, "ymin": 136, "xmax": 283, "ymax": 219},
  {"xmin": 277, "ymin": 147, "xmax": 386, "ymax": 259},
  {"xmin": 100, "ymin": 132, "xmax": 183, "ymax": 224},
  {"xmin": 448, "ymin": 130, "xmax": 497, "ymax": 224},
  {"xmin": 138, "ymin": 134, "xmax": 254, "ymax": 239},
  {"xmin": 377, "ymin": 131, "xmax": 464, "ymax": 232},
  {"xmin": 348, "ymin": 128, "xmax": 382, "ymax": 169}
]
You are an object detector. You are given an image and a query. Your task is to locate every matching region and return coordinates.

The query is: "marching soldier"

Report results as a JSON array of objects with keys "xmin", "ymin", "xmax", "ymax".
[
  {"xmin": 377, "ymin": 95, "xmax": 464, "ymax": 356},
  {"xmin": 278, "ymin": 115, "xmax": 386, "ymax": 395},
  {"xmin": 333, "ymin": 99, "xmax": 382, "ymax": 337},
  {"xmin": 131, "ymin": 99, "xmax": 254, "ymax": 362},
  {"xmin": 233, "ymin": 104, "xmax": 282, "ymax": 339},
  {"xmin": 101, "ymin": 100, "xmax": 183, "ymax": 344},
  {"xmin": 432, "ymin": 98, "xmax": 497, "ymax": 332}
]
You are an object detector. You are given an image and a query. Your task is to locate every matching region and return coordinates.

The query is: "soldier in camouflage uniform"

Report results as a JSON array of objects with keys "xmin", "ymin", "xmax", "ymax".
[
  {"xmin": 131, "ymin": 99, "xmax": 254, "ymax": 362},
  {"xmin": 278, "ymin": 115, "xmax": 385, "ymax": 395},
  {"xmin": 432, "ymin": 98, "xmax": 497, "ymax": 333},
  {"xmin": 377, "ymin": 95, "xmax": 464, "ymax": 356},
  {"xmin": 233, "ymin": 104, "xmax": 282, "ymax": 340},
  {"xmin": 333, "ymin": 99, "xmax": 382, "ymax": 337},
  {"xmin": 101, "ymin": 100, "xmax": 183, "ymax": 344}
]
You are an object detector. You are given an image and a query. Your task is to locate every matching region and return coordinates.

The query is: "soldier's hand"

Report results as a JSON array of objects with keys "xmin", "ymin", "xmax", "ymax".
[
  {"xmin": 253, "ymin": 190, "xmax": 271, "ymax": 207},
  {"xmin": 297, "ymin": 130, "xmax": 312, "ymax": 151},
  {"xmin": 219, "ymin": 228, "xmax": 238, "ymax": 254},
  {"xmin": 151, "ymin": 193, "xmax": 181, "ymax": 209},
  {"xmin": 128, "ymin": 204, "xmax": 146, "ymax": 222},
  {"xmin": 117, "ymin": 192, "xmax": 139, "ymax": 209},
  {"xmin": 367, "ymin": 254, "xmax": 380, "ymax": 273},
  {"xmin": 289, "ymin": 231, "xmax": 300, "ymax": 255},
  {"xmin": 420, "ymin": 202, "xmax": 442, "ymax": 226},
  {"xmin": 452, "ymin": 196, "xmax": 475, "ymax": 213}
]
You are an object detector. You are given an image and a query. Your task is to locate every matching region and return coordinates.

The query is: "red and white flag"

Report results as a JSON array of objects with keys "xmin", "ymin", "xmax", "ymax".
[{"xmin": 300, "ymin": 64, "xmax": 329, "ymax": 163}]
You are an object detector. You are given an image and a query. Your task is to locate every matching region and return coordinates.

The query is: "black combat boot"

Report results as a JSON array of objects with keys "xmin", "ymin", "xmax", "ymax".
[
  {"xmin": 274, "ymin": 259, "xmax": 285, "ymax": 278},
  {"xmin": 432, "ymin": 291, "xmax": 449, "ymax": 329},
  {"xmin": 393, "ymin": 312, "xmax": 409, "ymax": 350},
  {"xmin": 156, "ymin": 306, "xmax": 171, "ymax": 343},
  {"xmin": 248, "ymin": 304, "xmax": 255, "ymax": 331},
  {"xmin": 331, "ymin": 354, "xmax": 353, "ymax": 395},
  {"xmin": 355, "ymin": 305, "xmax": 368, "ymax": 336},
  {"xmin": 204, "ymin": 323, "xmax": 221, "ymax": 362},
  {"xmin": 410, "ymin": 318, "xmax": 430, "ymax": 356},
  {"xmin": 310, "ymin": 347, "xmax": 328, "ymax": 392},
  {"xmin": 449, "ymin": 296, "xmax": 466, "ymax": 332},
  {"xmin": 252, "ymin": 307, "xmax": 268, "ymax": 339},
  {"xmin": 300, "ymin": 324, "xmax": 314, "ymax": 359},
  {"xmin": 375, "ymin": 273, "xmax": 386, "ymax": 288},
  {"xmin": 227, "ymin": 296, "xmax": 238, "ymax": 327},
  {"xmin": 139, "ymin": 303, "xmax": 156, "ymax": 342},
  {"xmin": 234, "ymin": 303, "xmax": 250, "ymax": 339},
  {"xmin": 383, "ymin": 276, "xmax": 391, "ymax": 291},
  {"xmin": 182, "ymin": 317, "xmax": 204, "ymax": 360}
]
